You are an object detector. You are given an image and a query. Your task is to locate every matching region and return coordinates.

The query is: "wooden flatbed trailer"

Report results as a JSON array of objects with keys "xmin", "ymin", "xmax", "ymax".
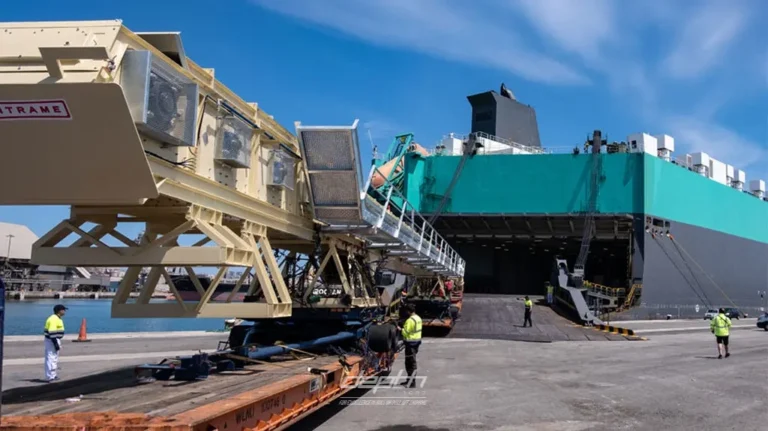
[{"xmin": 1, "ymin": 353, "xmax": 386, "ymax": 430}]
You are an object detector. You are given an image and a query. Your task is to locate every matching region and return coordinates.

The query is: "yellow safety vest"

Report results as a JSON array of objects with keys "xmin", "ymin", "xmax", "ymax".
[
  {"xmin": 402, "ymin": 314, "xmax": 422, "ymax": 341},
  {"xmin": 710, "ymin": 313, "xmax": 731, "ymax": 337},
  {"xmin": 524, "ymin": 299, "xmax": 533, "ymax": 310},
  {"xmin": 44, "ymin": 314, "xmax": 65, "ymax": 340},
  {"xmin": 546, "ymin": 285, "xmax": 553, "ymax": 294}
]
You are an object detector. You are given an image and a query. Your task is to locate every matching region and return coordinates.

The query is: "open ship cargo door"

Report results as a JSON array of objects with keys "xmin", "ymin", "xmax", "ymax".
[{"xmin": 0, "ymin": 83, "xmax": 159, "ymax": 205}]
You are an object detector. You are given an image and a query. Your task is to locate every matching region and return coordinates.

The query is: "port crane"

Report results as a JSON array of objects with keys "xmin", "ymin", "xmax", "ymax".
[{"xmin": 0, "ymin": 19, "xmax": 466, "ymax": 429}]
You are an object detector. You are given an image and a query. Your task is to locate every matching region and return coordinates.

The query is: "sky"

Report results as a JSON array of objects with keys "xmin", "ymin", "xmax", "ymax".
[{"xmin": 1, "ymin": 0, "xmax": 767, "ymax": 238}]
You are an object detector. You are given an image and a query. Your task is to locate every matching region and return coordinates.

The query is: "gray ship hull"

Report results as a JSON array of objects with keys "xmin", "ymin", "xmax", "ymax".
[{"xmin": 631, "ymin": 218, "xmax": 768, "ymax": 319}]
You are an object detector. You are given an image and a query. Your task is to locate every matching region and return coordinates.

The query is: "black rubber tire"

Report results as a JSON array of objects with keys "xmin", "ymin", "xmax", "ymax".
[
  {"xmin": 763, "ymin": 326, "xmax": 767, "ymax": 332},
  {"xmin": 368, "ymin": 323, "xmax": 395, "ymax": 353},
  {"xmin": 389, "ymin": 324, "xmax": 398, "ymax": 353}
]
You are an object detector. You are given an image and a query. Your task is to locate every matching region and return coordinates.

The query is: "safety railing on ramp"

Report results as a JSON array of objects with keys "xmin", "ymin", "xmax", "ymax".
[{"xmin": 295, "ymin": 120, "xmax": 465, "ymax": 278}]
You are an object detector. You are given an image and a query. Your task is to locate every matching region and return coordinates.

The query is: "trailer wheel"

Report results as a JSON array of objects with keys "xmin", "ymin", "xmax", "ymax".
[{"xmin": 368, "ymin": 323, "xmax": 395, "ymax": 353}]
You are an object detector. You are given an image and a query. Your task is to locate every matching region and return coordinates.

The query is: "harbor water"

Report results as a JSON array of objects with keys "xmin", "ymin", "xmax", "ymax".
[{"xmin": 5, "ymin": 299, "xmax": 226, "ymax": 336}]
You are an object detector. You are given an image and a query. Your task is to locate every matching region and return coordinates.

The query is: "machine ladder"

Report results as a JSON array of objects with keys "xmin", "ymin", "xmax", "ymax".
[{"xmin": 295, "ymin": 121, "xmax": 465, "ymax": 278}]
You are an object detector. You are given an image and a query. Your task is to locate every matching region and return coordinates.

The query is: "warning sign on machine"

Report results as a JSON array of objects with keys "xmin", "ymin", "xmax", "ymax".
[{"xmin": 0, "ymin": 100, "xmax": 71, "ymax": 120}]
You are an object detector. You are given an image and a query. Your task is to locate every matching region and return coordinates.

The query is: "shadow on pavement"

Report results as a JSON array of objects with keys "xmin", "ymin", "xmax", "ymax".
[{"xmin": 3, "ymin": 366, "xmax": 138, "ymax": 404}]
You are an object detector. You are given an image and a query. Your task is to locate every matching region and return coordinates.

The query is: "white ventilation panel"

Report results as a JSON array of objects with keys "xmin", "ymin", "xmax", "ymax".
[
  {"xmin": 655, "ymin": 134, "xmax": 675, "ymax": 151},
  {"xmin": 654, "ymin": 134, "xmax": 674, "ymax": 161},
  {"xmin": 627, "ymin": 133, "xmax": 658, "ymax": 156},
  {"xmin": 750, "ymin": 179, "xmax": 765, "ymax": 198},
  {"xmin": 691, "ymin": 152, "xmax": 710, "ymax": 177},
  {"xmin": 732, "ymin": 169, "xmax": 746, "ymax": 190},
  {"xmin": 709, "ymin": 158, "xmax": 727, "ymax": 184},
  {"xmin": 440, "ymin": 134, "xmax": 464, "ymax": 156},
  {"xmin": 266, "ymin": 147, "xmax": 296, "ymax": 190},
  {"xmin": 121, "ymin": 50, "xmax": 198, "ymax": 146},
  {"xmin": 214, "ymin": 116, "xmax": 252, "ymax": 168}
]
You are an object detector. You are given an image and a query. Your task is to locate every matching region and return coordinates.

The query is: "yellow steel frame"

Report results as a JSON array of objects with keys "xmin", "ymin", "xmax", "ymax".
[
  {"xmin": 33, "ymin": 204, "xmax": 294, "ymax": 318},
  {"xmin": 0, "ymin": 20, "xmax": 455, "ymax": 319}
]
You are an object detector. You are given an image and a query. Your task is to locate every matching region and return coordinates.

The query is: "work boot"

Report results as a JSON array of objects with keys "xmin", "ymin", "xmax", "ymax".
[
  {"xmin": 718, "ymin": 354, "xmax": 722, "ymax": 359},
  {"xmin": 725, "ymin": 352, "xmax": 730, "ymax": 358},
  {"xmin": 401, "ymin": 373, "xmax": 416, "ymax": 388}
]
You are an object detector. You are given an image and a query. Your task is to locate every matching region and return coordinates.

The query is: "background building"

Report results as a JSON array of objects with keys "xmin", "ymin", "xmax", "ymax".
[{"xmin": 0, "ymin": 222, "xmax": 109, "ymax": 291}]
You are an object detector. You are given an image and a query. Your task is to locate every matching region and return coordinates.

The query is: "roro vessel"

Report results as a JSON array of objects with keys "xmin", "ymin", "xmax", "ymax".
[{"xmin": 395, "ymin": 84, "xmax": 767, "ymax": 320}]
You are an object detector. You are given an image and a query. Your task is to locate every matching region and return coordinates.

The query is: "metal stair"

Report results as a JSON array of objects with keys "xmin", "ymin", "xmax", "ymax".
[{"xmin": 295, "ymin": 120, "xmax": 465, "ymax": 277}]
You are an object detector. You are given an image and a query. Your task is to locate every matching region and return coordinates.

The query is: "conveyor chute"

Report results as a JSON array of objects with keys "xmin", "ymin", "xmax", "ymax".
[{"xmin": 296, "ymin": 121, "xmax": 465, "ymax": 278}]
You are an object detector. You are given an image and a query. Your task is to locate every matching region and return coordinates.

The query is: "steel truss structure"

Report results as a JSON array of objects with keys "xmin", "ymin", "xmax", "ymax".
[{"xmin": 0, "ymin": 20, "xmax": 464, "ymax": 319}]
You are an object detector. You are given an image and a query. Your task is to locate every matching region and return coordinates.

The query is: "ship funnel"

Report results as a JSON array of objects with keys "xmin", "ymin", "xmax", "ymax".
[{"xmin": 467, "ymin": 87, "xmax": 541, "ymax": 148}]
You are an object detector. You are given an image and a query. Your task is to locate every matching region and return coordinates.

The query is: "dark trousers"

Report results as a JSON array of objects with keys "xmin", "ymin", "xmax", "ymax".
[
  {"xmin": 524, "ymin": 309, "xmax": 532, "ymax": 327},
  {"xmin": 404, "ymin": 340, "xmax": 421, "ymax": 381}
]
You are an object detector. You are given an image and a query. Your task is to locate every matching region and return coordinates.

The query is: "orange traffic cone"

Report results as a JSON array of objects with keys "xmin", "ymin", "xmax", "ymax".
[{"xmin": 72, "ymin": 318, "xmax": 91, "ymax": 343}]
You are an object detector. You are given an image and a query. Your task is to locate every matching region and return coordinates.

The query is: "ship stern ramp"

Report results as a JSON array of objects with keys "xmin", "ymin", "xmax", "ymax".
[{"xmin": 295, "ymin": 120, "xmax": 465, "ymax": 279}]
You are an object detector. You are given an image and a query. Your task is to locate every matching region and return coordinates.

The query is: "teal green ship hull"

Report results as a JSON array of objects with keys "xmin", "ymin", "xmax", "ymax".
[{"xmin": 402, "ymin": 152, "xmax": 768, "ymax": 318}]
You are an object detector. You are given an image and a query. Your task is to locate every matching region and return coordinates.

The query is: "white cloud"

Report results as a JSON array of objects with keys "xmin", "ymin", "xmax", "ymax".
[
  {"xmin": 510, "ymin": 0, "xmax": 617, "ymax": 62},
  {"xmin": 662, "ymin": 3, "xmax": 748, "ymax": 79},
  {"xmin": 254, "ymin": 0, "xmax": 764, "ymax": 173},
  {"xmin": 250, "ymin": 0, "xmax": 589, "ymax": 85}
]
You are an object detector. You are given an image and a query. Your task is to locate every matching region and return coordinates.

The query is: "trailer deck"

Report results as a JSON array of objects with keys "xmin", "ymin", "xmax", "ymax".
[{"xmin": 1, "ymin": 354, "xmax": 370, "ymax": 430}]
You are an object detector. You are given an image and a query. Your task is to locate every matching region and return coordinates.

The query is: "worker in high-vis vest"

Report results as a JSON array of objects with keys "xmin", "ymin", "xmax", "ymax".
[
  {"xmin": 523, "ymin": 296, "xmax": 533, "ymax": 327},
  {"xmin": 44, "ymin": 304, "xmax": 67, "ymax": 382},
  {"xmin": 398, "ymin": 303, "xmax": 422, "ymax": 388},
  {"xmin": 710, "ymin": 308, "xmax": 732, "ymax": 359},
  {"xmin": 545, "ymin": 283, "xmax": 554, "ymax": 305}
]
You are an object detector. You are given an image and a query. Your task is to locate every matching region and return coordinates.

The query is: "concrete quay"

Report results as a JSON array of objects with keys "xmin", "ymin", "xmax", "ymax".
[{"xmin": 3, "ymin": 325, "xmax": 766, "ymax": 430}]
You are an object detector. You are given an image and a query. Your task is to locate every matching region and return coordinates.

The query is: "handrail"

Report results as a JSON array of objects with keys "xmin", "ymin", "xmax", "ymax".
[
  {"xmin": 583, "ymin": 280, "xmax": 625, "ymax": 297},
  {"xmin": 622, "ymin": 283, "xmax": 642, "ymax": 309},
  {"xmin": 361, "ymin": 164, "xmax": 465, "ymax": 275},
  {"xmin": 434, "ymin": 134, "xmax": 579, "ymax": 156},
  {"xmin": 471, "ymin": 131, "xmax": 547, "ymax": 154}
]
